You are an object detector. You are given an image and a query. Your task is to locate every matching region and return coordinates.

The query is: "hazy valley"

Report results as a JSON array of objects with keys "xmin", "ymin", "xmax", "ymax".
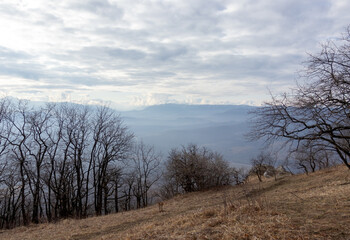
[{"xmin": 121, "ymin": 104, "xmax": 260, "ymax": 167}]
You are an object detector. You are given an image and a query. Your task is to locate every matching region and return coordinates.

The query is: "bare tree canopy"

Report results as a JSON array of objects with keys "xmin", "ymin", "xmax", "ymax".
[
  {"xmin": 163, "ymin": 144, "xmax": 234, "ymax": 194},
  {"xmin": 250, "ymin": 152, "xmax": 274, "ymax": 182},
  {"xmin": 292, "ymin": 140, "xmax": 338, "ymax": 174},
  {"xmin": 249, "ymin": 27, "xmax": 350, "ymax": 169},
  {"xmin": 0, "ymin": 100, "xmax": 137, "ymax": 228},
  {"xmin": 131, "ymin": 141, "xmax": 162, "ymax": 208}
]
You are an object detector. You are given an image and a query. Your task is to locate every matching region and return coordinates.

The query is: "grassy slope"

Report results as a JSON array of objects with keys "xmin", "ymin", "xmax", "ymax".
[{"xmin": 1, "ymin": 165, "xmax": 350, "ymax": 240}]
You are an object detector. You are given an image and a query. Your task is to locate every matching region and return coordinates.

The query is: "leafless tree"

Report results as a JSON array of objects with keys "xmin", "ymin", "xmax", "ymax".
[
  {"xmin": 0, "ymin": 99, "xmax": 136, "ymax": 228},
  {"xmin": 90, "ymin": 105, "xmax": 134, "ymax": 215},
  {"xmin": 131, "ymin": 141, "xmax": 161, "ymax": 208},
  {"xmin": 250, "ymin": 152, "xmax": 274, "ymax": 182},
  {"xmin": 0, "ymin": 98, "xmax": 10, "ymax": 157},
  {"xmin": 232, "ymin": 167, "xmax": 249, "ymax": 185},
  {"xmin": 205, "ymin": 152, "xmax": 234, "ymax": 187},
  {"xmin": 107, "ymin": 165, "xmax": 123, "ymax": 213},
  {"xmin": 121, "ymin": 171, "xmax": 135, "ymax": 211},
  {"xmin": 25, "ymin": 105, "xmax": 54, "ymax": 224},
  {"xmin": 65, "ymin": 105, "xmax": 90, "ymax": 218},
  {"xmin": 164, "ymin": 144, "xmax": 233, "ymax": 193},
  {"xmin": 249, "ymin": 27, "xmax": 350, "ymax": 169},
  {"xmin": 292, "ymin": 141, "xmax": 339, "ymax": 174},
  {"xmin": 3, "ymin": 100, "xmax": 32, "ymax": 225}
]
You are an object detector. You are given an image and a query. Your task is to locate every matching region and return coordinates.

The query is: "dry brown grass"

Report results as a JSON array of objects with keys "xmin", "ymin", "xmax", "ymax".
[{"xmin": 1, "ymin": 165, "xmax": 350, "ymax": 239}]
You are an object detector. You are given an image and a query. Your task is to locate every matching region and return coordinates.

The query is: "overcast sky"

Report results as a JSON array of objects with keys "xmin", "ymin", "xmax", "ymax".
[{"xmin": 0, "ymin": 0, "xmax": 349, "ymax": 110}]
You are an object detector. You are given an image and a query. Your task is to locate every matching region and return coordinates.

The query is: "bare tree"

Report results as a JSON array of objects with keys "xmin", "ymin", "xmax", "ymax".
[
  {"xmin": 0, "ymin": 163, "xmax": 21, "ymax": 228},
  {"xmin": 91, "ymin": 106, "xmax": 134, "ymax": 215},
  {"xmin": 0, "ymin": 98, "xmax": 10, "ymax": 157},
  {"xmin": 293, "ymin": 141, "xmax": 339, "ymax": 174},
  {"xmin": 4, "ymin": 100, "xmax": 32, "ymax": 225},
  {"xmin": 65, "ymin": 105, "xmax": 90, "ymax": 218},
  {"xmin": 232, "ymin": 167, "xmax": 249, "ymax": 185},
  {"xmin": 131, "ymin": 141, "xmax": 161, "ymax": 208},
  {"xmin": 205, "ymin": 152, "xmax": 233, "ymax": 187},
  {"xmin": 249, "ymin": 27, "xmax": 350, "ymax": 169},
  {"xmin": 250, "ymin": 152, "xmax": 273, "ymax": 182},
  {"xmin": 121, "ymin": 171, "xmax": 135, "ymax": 211},
  {"xmin": 43, "ymin": 103, "xmax": 64, "ymax": 221},
  {"xmin": 107, "ymin": 165, "xmax": 123, "ymax": 213},
  {"xmin": 25, "ymin": 105, "xmax": 54, "ymax": 224},
  {"xmin": 164, "ymin": 144, "xmax": 233, "ymax": 193}
]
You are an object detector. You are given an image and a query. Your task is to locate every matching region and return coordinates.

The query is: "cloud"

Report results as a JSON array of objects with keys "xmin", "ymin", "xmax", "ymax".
[
  {"xmin": 0, "ymin": 0, "xmax": 349, "ymax": 108},
  {"xmin": 69, "ymin": 0, "xmax": 124, "ymax": 21}
]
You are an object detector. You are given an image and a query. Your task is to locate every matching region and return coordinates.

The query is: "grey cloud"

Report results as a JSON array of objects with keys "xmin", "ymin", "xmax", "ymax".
[
  {"xmin": 212, "ymin": 0, "xmax": 334, "ymax": 52},
  {"xmin": 107, "ymin": 48, "xmax": 146, "ymax": 60},
  {"xmin": 69, "ymin": 46, "xmax": 147, "ymax": 62},
  {"xmin": 17, "ymin": 90, "xmax": 43, "ymax": 95},
  {"xmin": 163, "ymin": 52, "xmax": 302, "ymax": 83},
  {"xmin": 31, "ymin": 84, "xmax": 81, "ymax": 90},
  {"xmin": 0, "ymin": 0, "xmax": 350, "ymax": 107},
  {"xmin": 94, "ymin": 27, "xmax": 151, "ymax": 43},
  {"xmin": 0, "ymin": 46, "xmax": 31, "ymax": 60},
  {"xmin": 34, "ymin": 12, "xmax": 64, "ymax": 26},
  {"xmin": 0, "ymin": 47, "xmax": 116, "ymax": 87},
  {"xmin": 0, "ymin": 3, "xmax": 24, "ymax": 16},
  {"xmin": 70, "ymin": 0, "xmax": 124, "ymax": 20},
  {"xmin": 129, "ymin": 71, "xmax": 176, "ymax": 78},
  {"xmin": 0, "ymin": 2, "xmax": 63, "ymax": 29},
  {"xmin": 51, "ymin": 75, "xmax": 103, "ymax": 86},
  {"xmin": 154, "ymin": 3, "xmax": 223, "ymax": 37},
  {"xmin": 152, "ymin": 45, "xmax": 189, "ymax": 62},
  {"xmin": 0, "ymin": 63, "xmax": 46, "ymax": 81}
]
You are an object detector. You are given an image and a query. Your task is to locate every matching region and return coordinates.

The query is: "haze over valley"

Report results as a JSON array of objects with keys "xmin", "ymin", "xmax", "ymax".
[{"xmin": 121, "ymin": 104, "xmax": 258, "ymax": 167}]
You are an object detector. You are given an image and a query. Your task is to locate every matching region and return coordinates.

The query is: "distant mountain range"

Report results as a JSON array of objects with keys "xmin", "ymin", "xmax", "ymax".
[{"xmin": 120, "ymin": 104, "xmax": 263, "ymax": 167}]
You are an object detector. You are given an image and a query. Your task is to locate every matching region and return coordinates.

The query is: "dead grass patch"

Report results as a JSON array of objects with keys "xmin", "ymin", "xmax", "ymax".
[{"xmin": 1, "ymin": 165, "xmax": 350, "ymax": 239}]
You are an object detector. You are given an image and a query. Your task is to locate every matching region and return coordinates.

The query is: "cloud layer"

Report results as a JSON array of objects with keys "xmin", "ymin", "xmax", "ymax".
[{"xmin": 0, "ymin": 0, "xmax": 349, "ymax": 109}]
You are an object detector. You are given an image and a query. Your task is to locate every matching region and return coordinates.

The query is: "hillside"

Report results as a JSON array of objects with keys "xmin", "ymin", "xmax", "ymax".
[{"xmin": 1, "ymin": 165, "xmax": 350, "ymax": 240}]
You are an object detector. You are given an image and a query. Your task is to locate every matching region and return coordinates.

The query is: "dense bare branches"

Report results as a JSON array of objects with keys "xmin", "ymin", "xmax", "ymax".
[
  {"xmin": 131, "ymin": 141, "xmax": 161, "ymax": 208},
  {"xmin": 250, "ymin": 152, "xmax": 274, "ymax": 182},
  {"xmin": 292, "ymin": 141, "xmax": 339, "ymax": 174},
  {"xmin": 0, "ymin": 100, "xmax": 137, "ymax": 228},
  {"xmin": 0, "ymin": 100, "xmax": 172, "ymax": 228},
  {"xmin": 249, "ymin": 27, "xmax": 350, "ymax": 169},
  {"xmin": 90, "ymin": 106, "xmax": 134, "ymax": 215},
  {"xmin": 163, "ymin": 144, "xmax": 234, "ymax": 194}
]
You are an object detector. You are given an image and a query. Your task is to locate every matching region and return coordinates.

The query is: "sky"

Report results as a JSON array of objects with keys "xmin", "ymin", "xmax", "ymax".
[{"xmin": 0, "ymin": 0, "xmax": 349, "ymax": 110}]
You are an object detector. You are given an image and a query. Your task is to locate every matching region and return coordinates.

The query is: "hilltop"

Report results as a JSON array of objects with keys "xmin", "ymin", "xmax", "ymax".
[{"xmin": 1, "ymin": 165, "xmax": 350, "ymax": 240}]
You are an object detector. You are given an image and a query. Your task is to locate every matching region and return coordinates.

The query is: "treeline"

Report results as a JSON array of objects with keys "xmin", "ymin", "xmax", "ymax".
[
  {"xmin": 0, "ymin": 99, "xmax": 137, "ymax": 228},
  {"xmin": 0, "ymin": 99, "xmax": 237, "ymax": 229}
]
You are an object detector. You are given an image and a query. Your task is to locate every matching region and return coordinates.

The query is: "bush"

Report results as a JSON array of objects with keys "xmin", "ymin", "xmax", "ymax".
[{"xmin": 163, "ymin": 144, "xmax": 234, "ymax": 194}]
